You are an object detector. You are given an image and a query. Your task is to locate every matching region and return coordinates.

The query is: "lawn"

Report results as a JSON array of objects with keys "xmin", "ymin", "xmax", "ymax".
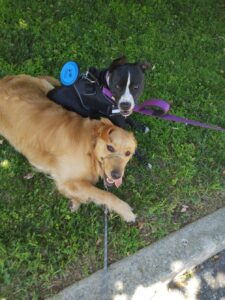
[{"xmin": 0, "ymin": 0, "xmax": 225, "ymax": 299}]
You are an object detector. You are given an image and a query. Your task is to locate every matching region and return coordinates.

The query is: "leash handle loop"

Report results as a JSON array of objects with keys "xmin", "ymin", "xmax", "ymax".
[{"xmin": 134, "ymin": 99, "xmax": 170, "ymax": 116}]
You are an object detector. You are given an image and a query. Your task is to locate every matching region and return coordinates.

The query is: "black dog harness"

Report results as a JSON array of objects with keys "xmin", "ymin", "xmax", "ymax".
[{"xmin": 47, "ymin": 69, "xmax": 120, "ymax": 120}]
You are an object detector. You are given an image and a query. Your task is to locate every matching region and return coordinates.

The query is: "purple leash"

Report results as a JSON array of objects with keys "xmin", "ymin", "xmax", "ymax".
[
  {"xmin": 134, "ymin": 99, "xmax": 225, "ymax": 132},
  {"xmin": 102, "ymin": 86, "xmax": 225, "ymax": 132}
]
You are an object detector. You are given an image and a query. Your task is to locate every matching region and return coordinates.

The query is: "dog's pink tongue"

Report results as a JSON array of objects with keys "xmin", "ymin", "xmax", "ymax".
[{"xmin": 114, "ymin": 177, "xmax": 122, "ymax": 188}]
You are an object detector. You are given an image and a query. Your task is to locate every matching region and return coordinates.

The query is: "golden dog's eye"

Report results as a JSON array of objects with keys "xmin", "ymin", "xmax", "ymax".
[
  {"xmin": 125, "ymin": 151, "xmax": 131, "ymax": 156},
  {"xmin": 107, "ymin": 145, "xmax": 115, "ymax": 152}
]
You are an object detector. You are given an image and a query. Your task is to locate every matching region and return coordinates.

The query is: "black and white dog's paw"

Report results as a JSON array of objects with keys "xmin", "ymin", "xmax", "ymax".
[
  {"xmin": 126, "ymin": 117, "xmax": 150, "ymax": 134},
  {"xmin": 137, "ymin": 123, "xmax": 150, "ymax": 134},
  {"xmin": 134, "ymin": 149, "xmax": 152, "ymax": 169}
]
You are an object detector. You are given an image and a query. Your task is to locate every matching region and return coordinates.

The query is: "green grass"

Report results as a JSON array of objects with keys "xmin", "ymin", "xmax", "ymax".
[{"xmin": 0, "ymin": 0, "xmax": 225, "ymax": 299}]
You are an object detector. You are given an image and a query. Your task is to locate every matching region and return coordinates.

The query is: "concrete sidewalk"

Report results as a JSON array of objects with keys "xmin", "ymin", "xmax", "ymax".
[{"xmin": 49, "ymin": 207, "xmax": 225, "ymax": 300}]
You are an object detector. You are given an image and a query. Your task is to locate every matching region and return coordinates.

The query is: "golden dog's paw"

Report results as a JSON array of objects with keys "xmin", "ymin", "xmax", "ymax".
[
  {"xmin": 117, "ymin": 201, "xmax": 136, "ymax": 223},
  {"xmin": 123, "ymin": 210, "xmax": 136, "ymax": 223},
  {"xmin": 69, "ymin": 199, "xmax": 80, "ymax": 212}
]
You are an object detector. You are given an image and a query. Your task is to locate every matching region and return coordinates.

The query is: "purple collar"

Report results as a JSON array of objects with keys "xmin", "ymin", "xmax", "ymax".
[
  {"xmin": 102, "ymin": 87, "xmax": 113, "ymax": 99},
  {"xmin": 102, "ymin": 87, "xmax": 116, "ymax": 103},
  {"xmin": 102, "ymin": 72, "xmax": 115, "ymax": 101}
]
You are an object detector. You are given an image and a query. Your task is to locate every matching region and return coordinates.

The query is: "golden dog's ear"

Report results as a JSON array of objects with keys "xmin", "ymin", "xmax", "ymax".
[{"xmin": 97, "ymin": 118, "xmax": 115, "ymax": 141}]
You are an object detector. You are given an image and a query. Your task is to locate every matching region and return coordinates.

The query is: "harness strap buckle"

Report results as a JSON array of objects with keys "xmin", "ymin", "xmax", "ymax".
[{"xmin": 81, "ymin": 70, "xmax": 97, "ymax": 84}]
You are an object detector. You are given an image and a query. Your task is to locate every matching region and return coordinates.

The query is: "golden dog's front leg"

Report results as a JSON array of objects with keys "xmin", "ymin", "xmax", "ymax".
[{"xmin": 56, "ymin": 179, "xmax": 136, "ymax": 223}]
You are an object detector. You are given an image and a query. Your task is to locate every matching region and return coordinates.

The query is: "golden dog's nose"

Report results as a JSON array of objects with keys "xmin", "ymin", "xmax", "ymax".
[{"xmin": 111, "ymin": 169, "xmax": 121, "ymax": 179}]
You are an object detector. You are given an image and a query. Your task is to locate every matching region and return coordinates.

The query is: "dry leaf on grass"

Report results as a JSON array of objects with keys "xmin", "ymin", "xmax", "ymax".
[
  {"xmin": 137, "ymin": 222, "xmax": 145, "ymax": 230},
  {"xmin": 181, "ymin": 204, "xmax": 189, "ymax": 213},
  {"xmin": 96, "ymin": 239, "xmax": 102, "ymax": 246}
]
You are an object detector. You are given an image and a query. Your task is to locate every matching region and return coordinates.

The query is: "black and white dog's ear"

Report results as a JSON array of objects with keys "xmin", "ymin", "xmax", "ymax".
[
  {"xmin": 109, "ymin": 55, "xmax": 127, "ymax": 71},
  {"xmin": 139, "ymin": 62, "xmax": 152, "ymax": 72}
]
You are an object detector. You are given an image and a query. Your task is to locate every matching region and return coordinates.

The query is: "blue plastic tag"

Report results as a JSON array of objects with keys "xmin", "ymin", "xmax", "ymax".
[{"xmin": 60, "ymin": 61, "xmax": 79, "ymax": 86}]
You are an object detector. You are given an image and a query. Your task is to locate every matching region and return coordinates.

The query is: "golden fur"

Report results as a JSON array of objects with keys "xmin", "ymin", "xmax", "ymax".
[{"xmin": 0, "ymin": 75, "xmax": 137, "ymax": 222}]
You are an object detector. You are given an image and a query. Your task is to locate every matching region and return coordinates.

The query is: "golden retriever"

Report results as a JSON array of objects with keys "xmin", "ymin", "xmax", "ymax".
[{"xmin": 0, "ymin": 75, "xmax": 137, "ymax": 222}]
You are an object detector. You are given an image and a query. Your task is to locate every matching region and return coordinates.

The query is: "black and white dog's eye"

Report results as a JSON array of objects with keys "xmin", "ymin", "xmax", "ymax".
[
  {"xmin": 116, "ymin": 84, "xmax": 120, "ymax": 89},
  {"xmin": 133, "ymin": 85, "xmax": 139, "ymax": 90}
]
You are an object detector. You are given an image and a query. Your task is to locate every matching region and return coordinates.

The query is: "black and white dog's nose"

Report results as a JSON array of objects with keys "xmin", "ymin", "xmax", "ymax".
[{"xmin": 119, "ymin": 102, "xmax": 132, "ymax": 110}]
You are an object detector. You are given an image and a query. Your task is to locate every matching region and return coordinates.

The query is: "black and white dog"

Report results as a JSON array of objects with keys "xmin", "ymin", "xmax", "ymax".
[
  {"xmin": 95, "ymin": 55, "xmax": 150, "ymax": 116},
  {"xmin": 48, "ymin": 56, "xmax": 151, "ymax": 130}
]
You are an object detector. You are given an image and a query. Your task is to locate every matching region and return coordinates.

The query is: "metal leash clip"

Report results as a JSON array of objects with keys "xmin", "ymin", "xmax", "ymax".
[{"xmin": 81, "ymin": 70, "xmax": 97, "ymax": 84}]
